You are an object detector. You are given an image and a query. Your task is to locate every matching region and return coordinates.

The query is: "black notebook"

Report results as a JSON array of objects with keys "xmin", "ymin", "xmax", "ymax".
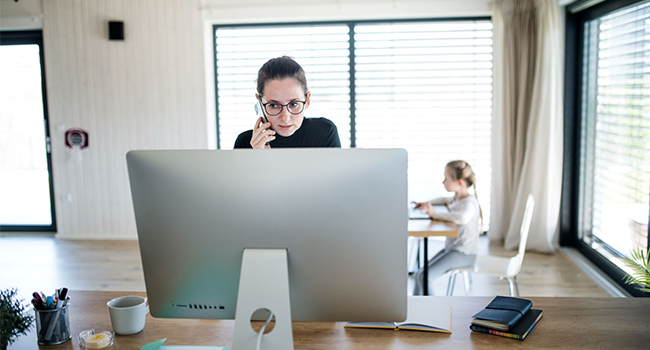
[
  {"xmin": 470, "ymin": 309, "xmax": 543, "ymax": 340},
  {"xmin": 471, "ymin": 296, "xmax": 533, "ymax": 331}
]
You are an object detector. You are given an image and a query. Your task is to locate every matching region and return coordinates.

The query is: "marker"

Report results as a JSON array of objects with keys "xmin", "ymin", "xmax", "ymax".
[
  {"xmin": 31, "ymin": 298, "xmax": 41, "ymax": 310},
  {"xmin": 33, "ymin": 292, "xmax": 44, "ymax": 306}
]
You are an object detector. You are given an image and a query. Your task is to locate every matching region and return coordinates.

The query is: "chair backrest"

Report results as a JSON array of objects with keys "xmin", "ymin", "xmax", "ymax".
[{"xmin": 512, "ymin": 194, "xmax": 535, "ymax": 275}]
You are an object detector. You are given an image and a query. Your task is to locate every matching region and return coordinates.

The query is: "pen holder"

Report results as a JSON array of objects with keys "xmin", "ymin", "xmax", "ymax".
[{"xmin": 35, "ymin": 304, "xmax": 71, "ymax": 345}]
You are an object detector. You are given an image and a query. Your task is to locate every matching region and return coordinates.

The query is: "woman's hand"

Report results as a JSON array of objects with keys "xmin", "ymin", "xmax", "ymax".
[{"xmin": 250, "ymin": 117, "xmax": 276, "ymax": 149}]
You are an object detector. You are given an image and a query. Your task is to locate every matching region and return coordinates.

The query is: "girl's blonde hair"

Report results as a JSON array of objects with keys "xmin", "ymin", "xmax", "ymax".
[
  {"xmin": 446, "ymin": 160, "xmax": 483, "ymax": 224},
  {"xmin": 445, "ymin": 160, "xmax": 476, "ymax": 189}
]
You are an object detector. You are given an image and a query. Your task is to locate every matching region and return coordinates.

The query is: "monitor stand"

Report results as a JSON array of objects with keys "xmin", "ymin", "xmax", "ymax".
[{"xmin": 233, "ymin": 249, "xmax": 294, "ymax": 350}]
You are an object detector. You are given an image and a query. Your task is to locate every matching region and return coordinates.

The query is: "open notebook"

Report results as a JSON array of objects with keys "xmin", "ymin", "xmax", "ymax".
[{"xmin": 344, "ymin": 296, "xmax": 452, "ymax": 333}]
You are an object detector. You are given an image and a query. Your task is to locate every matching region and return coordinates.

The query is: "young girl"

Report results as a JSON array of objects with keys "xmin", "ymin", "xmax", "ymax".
[{"xmin": 411, "ymin": 160, "xmax": 481, "ymax": 295}]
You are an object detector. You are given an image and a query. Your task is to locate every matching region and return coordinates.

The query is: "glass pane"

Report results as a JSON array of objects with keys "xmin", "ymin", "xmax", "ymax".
[
  {"xmin": 580, "ymin": 1, "xmax": 650, "ymax": 257},
  {"xmin": 0, "ymin": 44, "xmax": 53, "ymax": 225},
  {"xmin": 215, "ymin": 24, "xmax": 352, "ymax": 149},
  {"xmin": 354, "ymin": 20, "xmax": 493, "ymax": 228}
]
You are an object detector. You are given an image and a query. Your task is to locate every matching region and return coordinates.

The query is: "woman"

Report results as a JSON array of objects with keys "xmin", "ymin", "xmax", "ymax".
[{"xmin": 234, "ymin": 56, "xmax": 341, "ymax": 149}]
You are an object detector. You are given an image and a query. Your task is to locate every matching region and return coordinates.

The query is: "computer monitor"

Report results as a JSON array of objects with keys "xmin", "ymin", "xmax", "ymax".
[{"xmin": 126, "ymin": 148, "xmax": 407, "ymax": 349}]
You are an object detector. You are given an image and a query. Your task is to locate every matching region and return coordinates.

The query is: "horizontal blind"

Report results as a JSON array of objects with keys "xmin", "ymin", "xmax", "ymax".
[
  {"xmin": 581, "ymin": 1, "xmax": 650, "ymax": 253},
  {"xmin": 215, "ymin": 25, "xmax": 351, "ymax": 149},
  {"xmin": 354, "ymin": 20, "xmax": 493, "ymax": 225}
]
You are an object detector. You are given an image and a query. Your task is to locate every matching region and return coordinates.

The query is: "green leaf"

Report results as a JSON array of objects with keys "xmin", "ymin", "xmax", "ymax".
[
  {"xmin": 0, "ymin": 288, "xmax": 35, "ymax": 347},
  {"xmin": 622, "ymin": 248, "xmax": 650, "ymax": 292}
]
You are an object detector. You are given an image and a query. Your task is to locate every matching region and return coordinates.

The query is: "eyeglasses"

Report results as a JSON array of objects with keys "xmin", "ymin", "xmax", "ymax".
[{"xmin": 259, "ymin": 98, "xmax": 307, "ymax": 116}]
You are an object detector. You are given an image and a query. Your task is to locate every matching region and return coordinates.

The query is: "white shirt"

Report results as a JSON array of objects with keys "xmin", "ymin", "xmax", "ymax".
[{"xmin": 429, "ymin": 195, "xmax": 481, "ymax": 255}]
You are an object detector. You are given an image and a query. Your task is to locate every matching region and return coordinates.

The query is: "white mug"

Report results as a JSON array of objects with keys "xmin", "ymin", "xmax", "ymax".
[{"xmin": 107, "ymin": 296, "xmax": 149, "ymax": 335}]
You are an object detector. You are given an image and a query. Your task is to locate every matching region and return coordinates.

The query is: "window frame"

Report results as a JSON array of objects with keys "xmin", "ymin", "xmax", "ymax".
[{"xmin": 562, "ymin": 0, "xmax": 650, "ymax": 297}]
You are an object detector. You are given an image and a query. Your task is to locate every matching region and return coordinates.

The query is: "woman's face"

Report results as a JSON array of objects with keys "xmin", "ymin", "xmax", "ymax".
[{"xmin": 258, "ymin": 78, "xmax": 311, "ymax": 137}]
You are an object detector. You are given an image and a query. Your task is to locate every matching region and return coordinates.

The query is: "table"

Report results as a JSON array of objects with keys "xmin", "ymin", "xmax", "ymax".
[
  {"xmin": 11, "ymin": 291, "xmax": 650, "ymax": 349},
  {"xmin": 408, "ymin": 219, "xmax": 458, "ymax": 295}
]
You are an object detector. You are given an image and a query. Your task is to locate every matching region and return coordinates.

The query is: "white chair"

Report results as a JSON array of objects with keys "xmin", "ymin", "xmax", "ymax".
[
  {"xmin": 446, "ymin": 194, "xmax": 535, "ymax": 296},
  {"xmin": 446, "ymin": 269, "xmax": 472, "ymax": 296}
]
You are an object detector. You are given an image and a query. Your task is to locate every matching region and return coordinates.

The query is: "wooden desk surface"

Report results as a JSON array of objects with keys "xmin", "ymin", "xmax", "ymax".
[
  {"xmin": 11, "ymin": 291, "xmax": 650, "ymax": 349},
  {"xmin": 408, "ymin": 219, "xmax": 458, "ymax": 238}
]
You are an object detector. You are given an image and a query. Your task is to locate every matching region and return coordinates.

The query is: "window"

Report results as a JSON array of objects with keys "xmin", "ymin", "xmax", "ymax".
[
  {"xmin": 579, "ymin": 1, "xmax": 650, "ymax": 253},
  {"xmin": 567, "ymin": 0, "xmax": 650, "ymax": 295},
  {"xmin": 352, "ymin": 21, "xmax": 492, "ymax": 224},
  {"xmin": 214, "ymin": 19, "xmax": 492, "ymax": 226},
  {"xmin": 215, "ymin": 24, "xmax": 352, "ymax": 149}
]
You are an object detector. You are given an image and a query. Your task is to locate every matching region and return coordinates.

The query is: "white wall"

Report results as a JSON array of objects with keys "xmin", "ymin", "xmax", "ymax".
[
  {"xmin": 1, "ymin": 0, "xmax": 492, "ymax": 239},
  {"xmin": 41, "ymin": 0, "xmax": 207, "ymax": 239},
  {"xmin": 0, "ymin": 0, "xmax": 42, "ymax": 29},
  {"xmin": 202, "ymin": 0, "xmax": 491, "ymax": 23}
]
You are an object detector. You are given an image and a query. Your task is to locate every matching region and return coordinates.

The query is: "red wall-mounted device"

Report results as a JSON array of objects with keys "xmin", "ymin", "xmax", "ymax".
[{"xmin": 65, "ymin": 128, "xmax": 89, "ymax": 149}]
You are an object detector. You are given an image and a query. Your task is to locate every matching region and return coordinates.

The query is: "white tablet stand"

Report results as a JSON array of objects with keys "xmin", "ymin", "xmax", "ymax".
[{"xmin": 233, "ymin": 249, "xmax": 294, "ymax": 350}]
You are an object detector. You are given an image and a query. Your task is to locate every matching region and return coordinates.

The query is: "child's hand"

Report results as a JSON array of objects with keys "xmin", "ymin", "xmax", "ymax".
[
  {"xmin": 421, "ymin": 202, "xmax": 436, "ymax": 218},
  {"xmin": 412, "ymin": 201, "xmax": 436, "ymax": 218}
]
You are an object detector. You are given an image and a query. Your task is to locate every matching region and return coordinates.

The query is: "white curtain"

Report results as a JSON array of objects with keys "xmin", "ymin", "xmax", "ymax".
[{"xmin": 489, "ymin": 0, "xmax": 564, "ymax": 253}]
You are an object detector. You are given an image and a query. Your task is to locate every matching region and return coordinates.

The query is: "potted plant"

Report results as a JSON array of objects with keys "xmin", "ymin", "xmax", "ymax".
[
  {"xmin": 622, "ymin": 248, "xmax": 650, "ymax": 293},
  {"xmin": 0, "ymin": 288, "xmax": 34, "ymax": 350}
]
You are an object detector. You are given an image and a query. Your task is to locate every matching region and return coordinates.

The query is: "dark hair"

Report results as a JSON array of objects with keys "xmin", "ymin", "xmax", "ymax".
[{"xmin": 256, "ymin": 56, "xmax": 308, "ymax": 97}]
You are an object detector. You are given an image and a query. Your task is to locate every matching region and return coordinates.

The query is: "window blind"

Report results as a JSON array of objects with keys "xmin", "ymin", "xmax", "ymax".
[
  {"xmin": 353, "ymin": 20, "xmax": 493, "ymax": 225},
  {"xmin": 214, "ymin": 19, "xmax": 493, "ymax": 228},
  {"xmin": 580, "ymin": 1, "xmax": 650, "ymax": 254},
  {"xmin": 215, "ymin": 25, "xmax": 351, "ymax": 149}
]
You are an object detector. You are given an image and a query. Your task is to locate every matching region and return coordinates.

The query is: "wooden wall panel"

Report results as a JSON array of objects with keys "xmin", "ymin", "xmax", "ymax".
[{"xmin": 42, "ymin": 0, "xmax": 207, "ymax": 238}]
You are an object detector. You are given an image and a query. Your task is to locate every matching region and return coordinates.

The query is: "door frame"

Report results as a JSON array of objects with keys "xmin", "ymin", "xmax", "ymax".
[{"xmin": 0, "ymin": 30, "xmax": 57, "ymax": 232}]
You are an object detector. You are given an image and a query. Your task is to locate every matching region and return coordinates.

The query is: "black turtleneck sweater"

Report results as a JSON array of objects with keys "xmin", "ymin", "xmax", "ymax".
[{"xmin": 233, "ymin": 117, "xmax": 341, "ymax": 149}]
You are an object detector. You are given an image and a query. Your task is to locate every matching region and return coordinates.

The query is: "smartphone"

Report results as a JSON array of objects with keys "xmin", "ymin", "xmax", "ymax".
[
  {"xmin": 255, "ymin": 99, "xmax": 271, "ymax": 147},
  {"xmin": 255, "ymin": 99, "xmax": 268, "ymax": 124}
]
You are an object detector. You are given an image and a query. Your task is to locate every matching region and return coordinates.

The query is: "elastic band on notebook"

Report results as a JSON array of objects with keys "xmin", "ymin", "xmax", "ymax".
[{"xmin": 485, "ymin": 305, "xmax": 525, "ymax": 316}]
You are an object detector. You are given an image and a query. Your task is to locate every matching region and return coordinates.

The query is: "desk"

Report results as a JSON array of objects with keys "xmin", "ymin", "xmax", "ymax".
[
  {"xmin": 408, "ymin": 219, "xmax": 458, "ymax": 295},
  {"xmin": 11, "ymin": 291, "xmax": 650, "ymax": 349}
]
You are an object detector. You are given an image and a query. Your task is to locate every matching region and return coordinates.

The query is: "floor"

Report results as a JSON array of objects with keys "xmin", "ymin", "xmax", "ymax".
[
  {"xmin": 0, "ymin": 235, "xmax": 610, "ymax": 303},
  {"xmin": 408, "ymin": 236, "xmax": 611, "ymax": 297}
]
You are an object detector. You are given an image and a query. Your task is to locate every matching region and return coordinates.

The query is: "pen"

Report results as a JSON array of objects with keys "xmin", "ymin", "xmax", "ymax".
[
  {"xmin": 44, "ymin": 288, "xmax": 69, "ymax": 341},
  {"xmin": 33, "ymin": 292, "xmax": 44, "ymax": 307},
  {"xmin": 32, "ymin": 298, "xmax": 42, "ymax": 310}
]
